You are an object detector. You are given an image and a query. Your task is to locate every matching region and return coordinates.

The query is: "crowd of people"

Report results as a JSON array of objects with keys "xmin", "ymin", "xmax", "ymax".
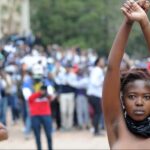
[
  {"xmin": 1, "ymin": 0, "xmax": 150, "ymax": 149},
  {"xmin": 0, "ymin": 33, "xmax": 108, "ymax": 149}
]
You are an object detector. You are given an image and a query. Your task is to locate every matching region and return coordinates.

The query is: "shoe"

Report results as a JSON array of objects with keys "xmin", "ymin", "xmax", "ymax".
[
  {"xmin": 94, "ymin": 131, "xmax": 104, "ymax": 136},
  {"xmin": 24, "ymin": 134, "xmax": 30, "ymax": 140}
]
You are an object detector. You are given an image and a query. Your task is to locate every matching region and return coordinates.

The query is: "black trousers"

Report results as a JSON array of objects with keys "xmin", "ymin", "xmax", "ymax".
[
  {"xmin": 51, "ymin": 98, "xmax": 61, "ymax": 129},
  {"xmin": 88, "ymin": 95, "xmax": 101, "ymax": 134}
]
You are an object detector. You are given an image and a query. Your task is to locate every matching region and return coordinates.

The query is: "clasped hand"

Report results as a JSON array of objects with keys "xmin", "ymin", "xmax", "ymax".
[{"xmin": 121, "ymin": 0, "xmax": 150, "ymax": 23}]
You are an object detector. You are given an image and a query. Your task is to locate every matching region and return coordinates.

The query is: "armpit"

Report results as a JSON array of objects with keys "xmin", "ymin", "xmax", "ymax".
[{"xmin": 112, "ymin": 119, "xmax": 120, "ymax": 139}]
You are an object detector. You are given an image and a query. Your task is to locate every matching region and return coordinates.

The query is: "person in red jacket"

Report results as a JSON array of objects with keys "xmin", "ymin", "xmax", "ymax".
[{"xmin": 28, "ymin": 85, "xmax": 52, "ymax": 150}]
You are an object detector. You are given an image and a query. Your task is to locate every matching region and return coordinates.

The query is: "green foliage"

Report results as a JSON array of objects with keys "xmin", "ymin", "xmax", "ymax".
[{"xmin": 30, "ymin": 0, "xmax": 149, "ymax": 58}]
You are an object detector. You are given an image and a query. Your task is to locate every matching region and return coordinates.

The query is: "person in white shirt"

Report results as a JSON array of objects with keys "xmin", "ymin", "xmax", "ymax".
[
  {"xmin": 87, "ymin": 57, "xmax": 105, "ymax": 135},
  {"xmin": 55, "ymin": 63, "xmax": 76, "ymax": 130}
]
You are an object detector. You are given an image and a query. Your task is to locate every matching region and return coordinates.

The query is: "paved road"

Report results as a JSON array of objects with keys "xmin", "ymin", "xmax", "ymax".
[{"xmin": 0, "ymin": 114, "xmax": 109, "ymax": 149}]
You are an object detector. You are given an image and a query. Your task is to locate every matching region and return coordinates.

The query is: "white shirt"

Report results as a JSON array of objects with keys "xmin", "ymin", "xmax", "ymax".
[
  {"xmin": 87, "ymin": 66, "xmax": 104, "ymax": 98},
  {"xmin": 55, "ymin": 70, "xmax": 77, "ymax": 87}
]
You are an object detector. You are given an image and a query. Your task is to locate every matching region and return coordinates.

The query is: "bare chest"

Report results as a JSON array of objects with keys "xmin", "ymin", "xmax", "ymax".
[{"xmin": 112, "ymin": 138, "xmax": 150, "ymax": 149}]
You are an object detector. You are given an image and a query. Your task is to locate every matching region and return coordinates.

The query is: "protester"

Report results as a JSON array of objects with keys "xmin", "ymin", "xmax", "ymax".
[
  {"xmin": 28, "ymin": 85, "xmax": 53, "ymax": 150},
  {"xmin": 55, "ymin": 63, "xmax": 76, "ymax": 131},
  {"xmin": 87, "ymin": 57, "xmax": 105, "ymax": 135},
  {"xmin": 102, "ymin": 0, "xmax": 150, "ymax": 149},
  {"xmin": 75, "ymin": 66, "xmax": 90, "ymax": 129},
  {"xmin": 21, "ymin": 69, "xmax": 33, "ymax": 139}
]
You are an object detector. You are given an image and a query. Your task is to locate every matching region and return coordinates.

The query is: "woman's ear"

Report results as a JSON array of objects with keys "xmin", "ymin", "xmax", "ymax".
[{"xmin": 120, "ymin": 93, "xmax": 125, "ymax": 109}]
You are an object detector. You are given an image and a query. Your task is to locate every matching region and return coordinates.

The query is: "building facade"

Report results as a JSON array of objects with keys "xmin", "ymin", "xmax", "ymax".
[{"xmin": 0, "ymin": 0, "xmax": 30, "ymax": 38}]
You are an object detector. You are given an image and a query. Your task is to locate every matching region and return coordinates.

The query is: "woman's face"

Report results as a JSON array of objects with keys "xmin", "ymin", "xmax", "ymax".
[{"xmin": 123, "ymin": 80, "xmax": 150, "ymax": 121}]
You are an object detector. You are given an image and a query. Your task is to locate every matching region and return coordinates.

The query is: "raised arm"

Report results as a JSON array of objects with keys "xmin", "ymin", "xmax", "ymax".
[
  {"xmin": 139, "ymin": 1, "xmax": 150, "ymax": 51},
  {"xmin": 122, "ymin": 0, "xmax": 150, "ymax": 51},
  {"xmin": 140, "ymin": 18, "xmax": 150, "ymax": 51},
  {"xmin": 102, "ymin": 1, "xmax": 134, "ymax": 146}
]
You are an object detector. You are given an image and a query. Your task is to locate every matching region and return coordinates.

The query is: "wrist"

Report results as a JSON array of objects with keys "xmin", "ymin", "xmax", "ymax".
[
  {"xmin": 139, "ymin": 15, "xmax": 149, "ymax": 29},
  {"xmin": 124, "ymin": 18, "xmax": 134, "ymax": 26}
]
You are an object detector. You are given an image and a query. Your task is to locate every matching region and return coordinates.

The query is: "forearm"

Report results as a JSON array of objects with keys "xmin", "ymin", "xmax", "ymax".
[
  {"xmin": 140, "ymin": 15, "xmax": 150, "ymax": 51},
  {"xmin": 108, "ymin": 18, "xmax": 133, "ymax": 70}
]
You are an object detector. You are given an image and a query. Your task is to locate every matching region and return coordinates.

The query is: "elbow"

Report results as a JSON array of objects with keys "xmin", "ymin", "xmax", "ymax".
[
  {"xmin": 0, "ymin": 129, "xmax": 8, "ymax": 141},
  {"xmin": 3, "ymin": 132, "xmax": 8, "ymax": 141}
]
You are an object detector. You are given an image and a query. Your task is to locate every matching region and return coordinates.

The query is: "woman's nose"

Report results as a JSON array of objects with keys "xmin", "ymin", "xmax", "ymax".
[{"xmin": 135, "ymin": 97, "xmax": 144, "ymax": 106}]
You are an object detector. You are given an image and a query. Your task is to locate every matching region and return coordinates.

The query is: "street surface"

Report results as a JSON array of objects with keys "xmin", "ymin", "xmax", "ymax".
[{"xmin": 0, "ymin": 111, "xmax": 109, "ymax": 150}]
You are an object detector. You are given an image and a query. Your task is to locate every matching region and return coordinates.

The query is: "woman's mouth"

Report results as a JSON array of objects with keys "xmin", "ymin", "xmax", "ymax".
[{"xmin": 134, "ymin": 110, "xmax": 145, "ymax": 115}]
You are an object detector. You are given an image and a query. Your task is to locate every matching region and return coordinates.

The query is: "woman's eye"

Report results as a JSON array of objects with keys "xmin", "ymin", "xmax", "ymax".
[
  {"xmin": 128, "ymin": 95, "xmax": 136, "ymax": 99},
  {"xmin": 144, "ymin": 96, "xmax": 150, "ymax": 100}
]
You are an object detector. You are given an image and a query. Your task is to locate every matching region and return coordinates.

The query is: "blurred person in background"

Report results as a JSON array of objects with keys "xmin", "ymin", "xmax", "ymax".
[
  {"xmin": 55, "ymin": 63, "xmax": 76, "ymax": 131},
  {"xmin": 0, "ymin": 48, "xmax": 9, "ymax": 141},
  {"xmin": 21, "ymin": 69, "xmax": 34, "ymax": 139},
  {"xmin": 87, "ymin": 57, "xmax": 105, "ymax": 136},
  {"xmin": 0, "ymin": 71, "xmax": 8, "ymax": 125},
  {"xmin": 4, "ymin": 69, "xmax": 20, "ymax": 125},
  {"xmin": 42, "ymin": 71, "xmax": 61, "ymax": 130},
  {"xmin": 28, "ymin": 84, "xmax": 53, "ymax": 150},
  {"xmin": 75, "ymin": 66, "xmax": 90, "ymax": 129}
]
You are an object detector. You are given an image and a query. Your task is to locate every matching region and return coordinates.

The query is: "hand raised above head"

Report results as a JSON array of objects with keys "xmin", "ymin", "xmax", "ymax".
[
  {"xmin": 137, "ymin": 0, "xmax": 150, "ymax": 12},
  {"xmin": 121, "ymin": 0, "xmax": 147, "ymax": 23}
]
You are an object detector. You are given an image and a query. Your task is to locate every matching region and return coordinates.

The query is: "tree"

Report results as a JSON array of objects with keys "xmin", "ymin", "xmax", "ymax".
[{"xmin": 30, "ymin": 0, "xmax": 149, "ymax": 58}]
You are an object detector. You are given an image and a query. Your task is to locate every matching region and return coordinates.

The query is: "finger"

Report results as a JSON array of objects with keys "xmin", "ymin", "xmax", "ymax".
[
  {"xmin": 131, "ymin": 0, "xmax": 141, "ymax": 10},
  {"xmin": 126, "ymin": 0, "xmax": 135, "ymax": 11},
  {"xmin": 137, "ymin": 0, "xmax": 146, "ymax": 11},
  {"xmin": 144, "ymin": 2, "xmax": 150, "ymax": 12},
  {"xmin": 124, "ymin": 0, "xmax": 134, "ymax": 12},
  {"xmin": 123, "ymin": 3, "xmax": 131, "ymax": 11},
  {"xmin": 128, "ymin": 0, "xmax": 138, "ymax": 10},
  {"xmin": 137, "ymin": 0, "xmax": 146, "ymax": 6},
  {"xmin": 121, "ymin": 7, "xmax": 131, "ymax": 17},
  {"xmin": 127, "ymin": 0, "xmax": 134, "ymax": 6},
  {"xmin": 126, "ymin": 0, "xmax": 133, "ymax": 7},
  {"xmin": 121, "ymin": 7, "xmax": 127, "ymax": 13},
  {"xmin": 129, "ymin": 0, "xmax": 135, "ymax": 4}
]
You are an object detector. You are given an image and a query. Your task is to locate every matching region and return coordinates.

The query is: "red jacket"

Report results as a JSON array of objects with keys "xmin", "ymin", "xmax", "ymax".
[{"xmin": 28, "ymin": 92, "xmax": 51, "ymax": 116}]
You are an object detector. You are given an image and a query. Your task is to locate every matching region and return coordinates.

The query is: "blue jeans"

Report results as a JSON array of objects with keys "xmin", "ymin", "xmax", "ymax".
[
  {"xmin": 0, "ymin": 97, "xmax": 8, "ymax": 125},
  {"xmin": 76, "ymin": 94, "xmax": 89, "ymax": 127},
  {"xmin": 31, "ymin": 115, "xmax": 52, "ymax": 150},
  {"xmin": 7, "ymin": 94, "xmax": 20, "ymax": 122},
  {"xmin": 24, "ymin": 101, "xmax": 31, "ymax": 136}
]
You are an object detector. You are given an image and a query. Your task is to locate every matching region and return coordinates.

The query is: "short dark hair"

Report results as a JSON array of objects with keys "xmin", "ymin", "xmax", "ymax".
[
  {"xmin": 94, "ymin": 56, "xmax": 100, "ymax": 66},
  {"xmin": 40, "ymin": 85, "xmax": 47, "ymax": 90},
  {"xmin": 120, "ymin": 68, "xmax": 150, "ymax": 94}
]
